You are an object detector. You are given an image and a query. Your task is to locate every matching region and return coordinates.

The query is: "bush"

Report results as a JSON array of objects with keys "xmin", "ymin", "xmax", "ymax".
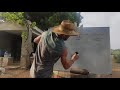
[{"xmin": 114, "ymin": 54, "xmax": 120, "ymax": 63}]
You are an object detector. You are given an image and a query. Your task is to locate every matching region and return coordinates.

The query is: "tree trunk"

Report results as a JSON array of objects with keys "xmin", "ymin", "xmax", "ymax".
[{"xmin": 20, "ymin": 20, "xmax": 33, "ymax": 69}]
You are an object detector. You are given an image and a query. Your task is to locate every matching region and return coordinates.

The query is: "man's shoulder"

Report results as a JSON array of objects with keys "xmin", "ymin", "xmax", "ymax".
[
  {"xmin": 42, "ymin": 31, "xmax": 48, "ymax": 36},
  {"xmin": 43, "ymin": 30, "xmax": 52, "ymax": 34},
  {"xmin": 41, "ymin": 30, "xmax": 52, "ymax": 38}
]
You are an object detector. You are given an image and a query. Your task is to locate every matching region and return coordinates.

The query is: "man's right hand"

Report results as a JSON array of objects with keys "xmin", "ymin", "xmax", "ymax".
[
  {"xmin": 71, "ymin": 53, "xmax": 79, "ymax": 61},
  {"xmin": 61, "ymin": 48, "xmax": 79, "ymax": 70}
]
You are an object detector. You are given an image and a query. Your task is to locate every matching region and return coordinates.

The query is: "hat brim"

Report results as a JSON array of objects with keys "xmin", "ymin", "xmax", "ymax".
[{"xmin": 52, "ymin": 26, "xmax": 80, "ymax": 36}]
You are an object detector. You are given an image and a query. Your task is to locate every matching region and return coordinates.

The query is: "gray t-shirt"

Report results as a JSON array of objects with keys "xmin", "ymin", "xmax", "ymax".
[{"xmin": 30, "ymin": 30, "xmax": 65, "ymax": 78}]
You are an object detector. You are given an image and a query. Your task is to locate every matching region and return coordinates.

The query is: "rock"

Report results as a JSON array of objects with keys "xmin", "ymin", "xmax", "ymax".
[
  {"xmin": 70, "ymin": 68, "xmax": 89, "ymax": 75},
  {"xmin": 0, "ymin": 67, "xmax": 5, "ymax": 75}
]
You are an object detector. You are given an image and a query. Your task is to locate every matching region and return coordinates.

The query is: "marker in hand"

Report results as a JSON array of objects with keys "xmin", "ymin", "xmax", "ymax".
[
  {"xmin": 71, "ymin": 52, "xmax": 79, "ymax": 61},
  {"xmin": 75, "ymin": 52, "xmax": 79, "ymax": 55}
]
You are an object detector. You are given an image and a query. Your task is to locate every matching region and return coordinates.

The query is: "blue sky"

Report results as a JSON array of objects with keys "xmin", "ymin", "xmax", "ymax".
[{"xmin": 81, "ymin": 12, "xmax": 120, "ymax": 49}]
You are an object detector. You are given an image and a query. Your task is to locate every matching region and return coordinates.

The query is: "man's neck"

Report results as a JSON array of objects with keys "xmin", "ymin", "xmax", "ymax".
[{"xmin": 56, "ymin": 33, "xmax": 64, "ymax": 40}]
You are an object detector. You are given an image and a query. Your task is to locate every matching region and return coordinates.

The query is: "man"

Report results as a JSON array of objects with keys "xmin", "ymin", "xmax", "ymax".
[{"xmin": 30, "ymin": 20, "xmax": 80, "ymax": 78}]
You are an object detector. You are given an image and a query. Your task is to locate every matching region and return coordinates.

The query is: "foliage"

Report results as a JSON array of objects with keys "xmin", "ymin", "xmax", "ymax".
[
  {"xmin": 24, "ymin": 12, "xmax": 82, "ymax": 30},
  {"xmin": 114, "ymin": 54, "xmax": 120, "ymax": 63},
  {"xmin": 31, "ymin": 22, "xmax": 36, "ymax": 27},
  {"xmin": 0, "ymin": 12, "xmax": 82, "ymax": 30},
  {"xmin": 112, "ymin": 49, "xmax": 120, "ymax": 63},
  {"xmin": 111, "ymin": 49, "xmax": 120, "ymax": 55},
  {"xmin": 0, "ymin": 12, "xmax": 25, "ymax": 25},
  {"xmin": 21, "ymin": 31, "xmax": 28, "ymax": 40},
  {"xmin": 47, "ymin": 12, "xmax": 76, "ymax": 26}
]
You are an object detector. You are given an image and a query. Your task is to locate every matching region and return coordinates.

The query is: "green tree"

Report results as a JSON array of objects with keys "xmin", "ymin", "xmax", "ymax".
[
  {"xmin": 0, "ymin": 12, "xmax": 25, "ymax": 25},
  {"xmin": 0, "ymin": 12, "xmax": 82, "ymax": 31},
  {"xmin": 24, "ymin": 12, "xmax": 82, "ymax": 30},
  {"xmin": 114, "ymin": 54, "xmax": 120, "ymax": 63},
  {"xmin": 112, "ymin": 49, "xmax": 120, "ymax": 63}
]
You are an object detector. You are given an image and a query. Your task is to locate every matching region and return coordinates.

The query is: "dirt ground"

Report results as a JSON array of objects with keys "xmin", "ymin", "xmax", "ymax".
[
  {"xmin": 112, "ymin": 58, "xmax": 120, "ymax": 78},
  {"xmin": 0, "ymin": 59, "xmax": 120, "ymax": 78},
  {"xmin": 112, "ymin": 71, "xmax": 120, "ymax": 78},
  {"xmin": 0, "ymin": 69, "xmax": 30, "ymax": 78},
  {"xmin": 0, "ymin": 68, "xmax": 113, "ymax": 78}
]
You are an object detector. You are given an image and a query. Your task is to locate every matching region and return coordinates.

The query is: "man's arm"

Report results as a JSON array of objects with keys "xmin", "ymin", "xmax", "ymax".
[
  {"xmin": 60, "ymin": 48, "xmax": 79, "ymax": 70},
  {"xmin": 34, "ymin": 35, "xmax": 41, "ymax": 44}
]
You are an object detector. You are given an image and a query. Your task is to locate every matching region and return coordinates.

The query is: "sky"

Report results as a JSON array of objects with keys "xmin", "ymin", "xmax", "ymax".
[{"xmin": 81, "ymin": 12, "xmax": 120, "ymax": 49}]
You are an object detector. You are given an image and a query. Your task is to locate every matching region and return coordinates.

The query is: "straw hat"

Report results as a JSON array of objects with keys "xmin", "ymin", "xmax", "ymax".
[{"xmin": 52, "ymin": 20, "xmax": 80, "ymax": 36}]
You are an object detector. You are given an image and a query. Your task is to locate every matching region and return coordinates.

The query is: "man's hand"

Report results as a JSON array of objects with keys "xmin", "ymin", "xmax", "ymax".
[
  {"xmin": 61, "ymin": 48, "xmax": 79, "ymax": 70},
  {"xmin": 71, "ymin": 53, "xmax": 79, "ymax": 62},
  {"xmin": 34, "ymin": 35, "xmax": 41, "ymax": 44}
]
